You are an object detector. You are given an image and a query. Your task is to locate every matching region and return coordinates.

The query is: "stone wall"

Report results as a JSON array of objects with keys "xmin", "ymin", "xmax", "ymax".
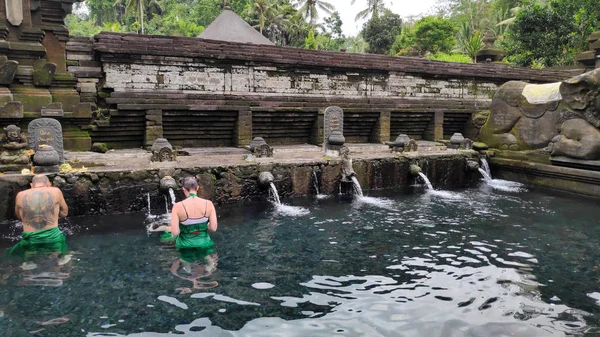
[
  {"xmin": 89, "ymin": 33, "xmax": 574, "ymax": 149},
  {"xmin": 0, "ymin": 153, "xmax": 480, "ymax": 220}
]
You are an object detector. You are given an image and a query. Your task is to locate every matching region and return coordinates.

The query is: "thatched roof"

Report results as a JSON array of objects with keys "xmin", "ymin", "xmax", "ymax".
[{"xmin": 198, "ymin": 7, "xmax": 275, "ymax": 46}]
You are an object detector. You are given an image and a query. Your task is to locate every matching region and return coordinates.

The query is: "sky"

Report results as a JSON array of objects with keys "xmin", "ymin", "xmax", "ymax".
[{"xmin": 330, "ymin": 0, "xmax": 438, "ymax": 37}]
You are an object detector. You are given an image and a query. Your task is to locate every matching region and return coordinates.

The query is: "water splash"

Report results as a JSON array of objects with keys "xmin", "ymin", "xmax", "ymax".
[
  {"xmin": 168, "ymin": 188, "xmax": 176, "ymax": 206},
  {"xmin": 350, "ymin": 176, "xmax": 363, "ymax": 197},
  {"xmin": 417, "ymin": 172, "xmax": 463, "ymax": 199},
  {"xmin": 356, "ymin": 196, "xmax": 396, "ymax": 210},
  {"xmin": 273, "ymin": 203, "xmax": 310, "ymax": 217},
  {"xmin": 164, "ymin": 196, "xmax": 169, "ymax": 213},
  {"xmin": 478, "ymin": 164, "xmax": 526, "ymax": 193},
  {"xmin": 269, "ymin": 182, "xmax": 281, "ymax": 204},
  {"xmin": 417, "ymin": 172, "xmax": 433, "ymax": 190},
  {"xmin": 478, "ymin": 168, "xmax": 493, "ymax": 181}
]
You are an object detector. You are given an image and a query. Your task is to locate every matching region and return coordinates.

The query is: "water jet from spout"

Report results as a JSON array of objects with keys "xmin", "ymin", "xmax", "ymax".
[
  {"xmin": 350, "ymin": 176, "xmax": 363, "ymax": 197},
  {"xmin": 417, "ymin": 172, "xmax": 433, "ymax": 190}
]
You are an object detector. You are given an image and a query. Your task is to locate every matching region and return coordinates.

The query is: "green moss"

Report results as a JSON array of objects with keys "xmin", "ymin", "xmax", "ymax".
[{"xmin": 97, "ymin": 91, "xmax": 111, "ymax": 98}]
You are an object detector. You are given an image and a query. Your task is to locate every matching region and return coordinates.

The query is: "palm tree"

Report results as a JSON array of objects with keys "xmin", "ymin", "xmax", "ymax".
[
  {"xmin": 251, "ymin": 0, "xmax": 273, "ymax": 34},
  {"xmin": 114, "ymin": 0, "xmax": 161, "ymax": 34},
  {"xmin": 294, "ymin": 0, "xmax": 335, "ymax": 25},
  {"xmin": 351, "ymin": 0, "xmax": 385, "ymax": 21}
]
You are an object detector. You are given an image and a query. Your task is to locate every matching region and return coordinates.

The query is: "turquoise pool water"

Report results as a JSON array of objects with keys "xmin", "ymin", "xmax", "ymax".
[{"xmin": 1, "ymin": 184, "xmax": 600, "ymax": 336}]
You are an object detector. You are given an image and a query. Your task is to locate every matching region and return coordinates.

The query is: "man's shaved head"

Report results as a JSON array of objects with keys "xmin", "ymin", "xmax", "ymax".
[{"xmin": 31, "ymin": 174, "xmax": 50, "ymax": 187}]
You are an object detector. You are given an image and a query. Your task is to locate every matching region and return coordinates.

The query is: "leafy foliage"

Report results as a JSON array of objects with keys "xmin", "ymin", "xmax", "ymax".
[
  {"xmin": 426, "ymin": 52, "xmax": 473, "ymax": 63},
  {"xmin": 66, "ymin": 0, "xmax": 599, "ymax": 66},
  {"xmin": 361, "ymin": 9, "xmax": 402, "ymax": 54},
  {"xmin": 501, "ymin": 0, "xmax": 598, "ymax": 67},
  {"xmin": 413, "ymin": 16, "xmax": 457, "ymax": 55}
]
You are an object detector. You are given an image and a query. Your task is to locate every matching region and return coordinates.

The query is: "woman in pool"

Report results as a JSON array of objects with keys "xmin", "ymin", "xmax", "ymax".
[{"xmin": 169, "ymin": 176, "xmax": 218, "ymax": 280}]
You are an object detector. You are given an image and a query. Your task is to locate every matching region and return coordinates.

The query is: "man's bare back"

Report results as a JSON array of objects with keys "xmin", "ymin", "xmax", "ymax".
[{"xmin": 15, "ymin": 175, "xmax": 68, "ymax": 233}]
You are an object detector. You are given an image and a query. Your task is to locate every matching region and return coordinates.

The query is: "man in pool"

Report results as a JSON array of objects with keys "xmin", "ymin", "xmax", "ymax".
[
  {"xmin": 169, "ymin": 176, "xmax": 218, "ymax": 278},
  {"xmin": 7, "ymin": 174, "xmax": 70, "ymax": 267}
]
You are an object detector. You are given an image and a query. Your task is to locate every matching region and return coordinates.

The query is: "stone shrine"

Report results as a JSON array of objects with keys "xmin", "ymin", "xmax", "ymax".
[
  {"xmin": 323, "ymin": 106, "xmax": 345, "ymax": 157},
  {"xmin": 28, "ymin": 118, "xmax": 64, "ymax": 163},
  {"xmin": 0, "ymin": 0, "xmax": 92, "ymax": 152}
]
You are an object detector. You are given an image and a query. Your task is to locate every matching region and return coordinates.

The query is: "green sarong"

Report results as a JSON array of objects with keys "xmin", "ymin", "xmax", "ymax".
[
  {"xmin": 6, "ymin": 227, "xmax": 67, "ymax": 260},
  {"xmin": 175, "ymin": 222, "xmax": 215, "ymax": 262},
  {"xmin": 160, "ymin": 231, "xmax": 176, "ymax": 243}
]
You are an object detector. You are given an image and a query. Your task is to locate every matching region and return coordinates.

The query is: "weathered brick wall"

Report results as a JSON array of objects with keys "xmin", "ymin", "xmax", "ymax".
[
  {"xmin": 85, "ymin": 33, "xmax": 575, "ymax": 148},
  {"xmin": 102, "ymin": 61, "xmax": 499, "ymax": 100}
]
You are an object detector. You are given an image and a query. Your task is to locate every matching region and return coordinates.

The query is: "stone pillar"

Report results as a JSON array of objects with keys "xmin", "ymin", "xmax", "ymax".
[
  {"xmin": 424, "ymin": 110, "xmax": 444, "ymax": 141},
  {"xmin": 310, "ymin": 108, "xmax": 325, "ymax": 146},
  {"xmin": 235, "ymin": 109, "xmax": 252, "ymax": 147},
  {"xmin": 144, "ymin": 109, "xmax": 163, "ymax": 148},
  {"xmin": 371, "ymin": 109, "xmax": 391, "ymax": 143},
  {"xmin": 434, "ymin": 110, "xmax": 444, "ymax": 140}
]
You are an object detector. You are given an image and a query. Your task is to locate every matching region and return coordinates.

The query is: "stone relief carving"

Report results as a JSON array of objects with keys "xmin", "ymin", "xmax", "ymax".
[{"xmin": 479, "ymin": 68, "xmax": 600, "ymax": 160}]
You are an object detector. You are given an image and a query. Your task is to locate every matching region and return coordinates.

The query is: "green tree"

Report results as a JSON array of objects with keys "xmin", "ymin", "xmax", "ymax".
[
  {"xmin": 501, "ymin": 0, "xmax": 598, "ymax": 67},
  {"xmin": 361, "ymin": 9, "xmax": 402, "ymax": 54},
  {"xmin": 324, "ymin": 11, "xmax": 343, "ymax": 39},
  {"xmin": 351, "ymin": 0, "xmax": 386, "ymax": 20},
  {"xmin": 412, "ymin": 16, "xmax": 457, "ymax": 55},
  {"xmin": 294, "ymin": 0, "xmax": 335, "ymax": 25},
  {"xmin": 390, "ymin": 26, "xmax": 416, "ymax": 56},
  {"xmin": 304, "ymin": 29, "xmax": 317, "ymax": 49}
]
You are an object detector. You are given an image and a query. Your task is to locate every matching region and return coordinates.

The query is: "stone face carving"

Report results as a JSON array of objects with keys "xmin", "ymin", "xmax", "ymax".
[
  {"xmin": 6, "ymin": 0, "xmax": 24, "ymax": 26},
  {"xmin": 480, "ymin": 68, "xmax": 600, "ymax": 160},
  {"xmin": 33, "ymin": 59, "xmax": 57, "ymax": 87},
  {"xmin": 406, "ymin": 139, "xmax": 418, "ymax": 152},
  {"xmin": 151, "ymin": 138, "xmax": 176, "ymax": 162},
  {"xmin": 249, "ymin": 137, "xmax": 273, "ymax": 158},
  {"xmin": 28, "ymin": 118, "xmax": 65, "ymax": 164},
  {"xmin": 0, "ymin": 124, "xmax": 29, "ymax": 165}
]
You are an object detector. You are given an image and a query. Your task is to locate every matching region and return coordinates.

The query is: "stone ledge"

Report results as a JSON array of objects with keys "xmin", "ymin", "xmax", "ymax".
[{"xmin": 490, "ymin": 157, "xmax": 600, "ymax": 197}]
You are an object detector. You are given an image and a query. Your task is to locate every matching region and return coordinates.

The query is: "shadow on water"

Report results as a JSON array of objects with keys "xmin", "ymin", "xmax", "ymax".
[{"xmin": 1, "ymin": 187, "xmax": 600, "ymax": 336}]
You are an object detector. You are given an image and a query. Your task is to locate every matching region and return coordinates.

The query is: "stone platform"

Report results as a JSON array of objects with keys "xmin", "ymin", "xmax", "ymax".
[
  {"xmin": 61, "ymin": 142, "xmax": 453, "ymax": 171},
  {"xmin": 0, "ymin": 143, "xmax": 480, "ymax": 220}
]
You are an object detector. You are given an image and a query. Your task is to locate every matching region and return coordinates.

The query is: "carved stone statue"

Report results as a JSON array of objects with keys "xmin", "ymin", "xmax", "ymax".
[
  {"xmin": 479, "ymin": 68, "xmax": 600, "ymax": 160},
  {"xmin": 0, "ymin": 124, "xmax": 29, "ymax": 165}
]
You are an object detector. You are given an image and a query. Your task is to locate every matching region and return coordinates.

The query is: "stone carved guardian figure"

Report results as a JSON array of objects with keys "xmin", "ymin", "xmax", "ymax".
[
  {"xmin": 479, "ymin": 68, "xmax": 600, "ymax": 160},
  {"xmin": 0, "ymin": 124, "xmax": 29, "ymax": 165}
]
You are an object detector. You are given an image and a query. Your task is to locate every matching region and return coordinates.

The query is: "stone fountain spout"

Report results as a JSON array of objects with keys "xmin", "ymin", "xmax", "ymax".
[
  {"xmin": 340, "ymin": 146, "xmax": 355, "ymax": 182},
  {"xmin": 409, "ymin": 164, "xmax": 422, "ymax": 176},
  {"xmin": 258, "ymin": 171, "xmax": 274, "ymax": 188},
  {"xmin": 466, "ymin": 159, "xmax": 480, "ymax": 171},
  {"xmin": 159, "ymin": 176, "xmax": 178, "ymax": 194}
]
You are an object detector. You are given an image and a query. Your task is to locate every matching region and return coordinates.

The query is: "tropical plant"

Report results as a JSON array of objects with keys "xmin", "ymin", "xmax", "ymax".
[
  {"xmin": 294, "ymin": 0, "xmax": 335, "ymax": 25},
  {"xmin": 361, "ymin": 8, "xmax": 402, "ymax": 54},
  {"xmin": 304, "ymin": 29, "xmax": 317, "ymax": 49},
  {"xmin": 458, "ymin": 30, "xmax": 485, "ymax": 62},
  {"xmin": 351, "ymin": 0, "xmax": 386, "ymax": 21},
  {"xmin": 114, "ymin": 0, "xmax": 162, "ymax": 34},
  {"xmin": 412, "ymin": 16, "xmax": 457, "ymax": 55}
]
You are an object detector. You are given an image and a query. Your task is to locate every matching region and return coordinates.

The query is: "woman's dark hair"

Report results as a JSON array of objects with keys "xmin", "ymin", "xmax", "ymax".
[{"xmin": 182, "ymin": 176, "xmax": 199, "ymax": 191}]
